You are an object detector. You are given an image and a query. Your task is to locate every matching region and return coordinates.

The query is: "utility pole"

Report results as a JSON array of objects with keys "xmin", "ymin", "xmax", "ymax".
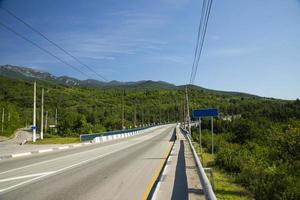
[
  {"xmin": 134, "ymin": 105, "xmax": 137, "ymax": 127},
  {"xmin": 182, "ymin": 101, "xmax": 185, "ymax": 128},
  {"xmin": 45, "ymin": 111, "xmax": 48, "ymax": 134},
  {"xmin": 159, "ymin": 109, "xmax": 161, "ymax": 124},
  {"xmin": 33, "ymin": 82, "xmax": 36, "ymax": 142},
  {"xmin": 122, "ymin": 90, "xmax": 125, "ymax": 130},
  {"xmin": 55, "ymin": 108, "xmax": 58, "ymax": 133},
  {"xmin": 199, "ymin": 117, "xmax": 202, "ymax": 154},
  {"xmin": 1, "ymin": 108, "xmax": 4, "ymax": 134},
  {"xmin": 40, "ymin": 88, "xmax": 44, "ymax": 140},
  {"xmin": 185, "ymin": 86, "xmax": 191, "ymax": 134},
  {"xmin": 141, "ymin": 109, "xmax": 144, "ymax": 126}
]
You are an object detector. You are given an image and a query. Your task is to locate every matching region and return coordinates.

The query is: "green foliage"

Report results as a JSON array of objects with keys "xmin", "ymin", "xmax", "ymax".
[
  {"xmin": 1, "ymin": 72, "xmax": 300, "ymax": 199},
  {"xmin": 0, "ymin": 102, "xmax": 21, "ymax": 137},
  {"xmin": 193, "ymin": 117, "xmax": 300, "ymax": 200}
]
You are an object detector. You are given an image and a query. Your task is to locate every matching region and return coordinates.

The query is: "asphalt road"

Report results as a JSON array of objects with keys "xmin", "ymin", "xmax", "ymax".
[{"xmin": 0, "ymin": 125, "xmax": 175, "ymax": 200}]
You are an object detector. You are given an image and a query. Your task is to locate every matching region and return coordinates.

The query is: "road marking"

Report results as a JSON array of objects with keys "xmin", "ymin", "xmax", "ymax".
[
  {"xmin": 11, "ymin": 152, "xmax": 31, "ymax": 158},
  {"xmin": 0, "ymin": 173, "xmax": 50, "ymax": 193},
  {"xmin": 0, "ymin": 172, "xmax": 55, "ymax": 183},
  {"xmin": 0, "ymin": 127, "xmax": 172, "ymax": 194},
  {"xmin": 0, "ymin": 139, "xmax": 133, "ymax": 176},
  {"xmin": 151, "ymin": 181, "xmax": 161, "ymax": 200},
  {"xmin": 141, "ymin": 142, "xmax": 173, "ymax": 200},
  {"xmin": 0, "ymin": 137, "xmax": 160, "ymax": 194},
  {"xmin": 58, "ymin": 146, "xmax": 69, "ymax": 150},
  {"xmin": 151, "ymin": 142, "xmax": 176, "ymax": 200},
  {"xmin": 38, "ymin": 149, "xmax": 53, "ymax": 153}
]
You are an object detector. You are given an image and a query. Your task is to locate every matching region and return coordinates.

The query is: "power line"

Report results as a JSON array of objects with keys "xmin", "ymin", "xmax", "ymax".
[
  {"xmin": 1, "ymin": 7, "xmax": 108, "ymax": 81},
  {"xmin": 189, "ymin": 0, "xmax": 208, "ymax": 84},
  {"xmin": 189, "ymin": 0, "xmax": 213, "ymax": 85},
  {"xmin": 0, "ymin": 21, "xmax": 91, "ymax": 78},
  {"xmin": 185, "ymin": 0, "xmax": 213, "ymax": 131},
  {"xmin": 191, "ymin": 0, "xmax": 213, "ymax": 84}
]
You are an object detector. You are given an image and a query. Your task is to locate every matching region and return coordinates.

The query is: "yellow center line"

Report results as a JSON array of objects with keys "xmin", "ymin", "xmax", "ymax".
[{"xmin": 141, "ymin": 142, "xmax": 174, "ymax": 200}]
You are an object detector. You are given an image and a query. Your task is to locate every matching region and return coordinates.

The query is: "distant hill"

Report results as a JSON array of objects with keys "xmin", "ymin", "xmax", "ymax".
[
  {"xmin": 0, "ymin": 64, "xmax": 177, "ymax": 89},
  {"xmin": 0, "ymin": 64, "xmax": 257, "ymax": 97}
]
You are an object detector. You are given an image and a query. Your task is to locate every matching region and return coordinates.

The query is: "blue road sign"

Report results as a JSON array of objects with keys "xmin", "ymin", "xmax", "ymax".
[{"xmin": 193, "ymin": 108, "xmax": 218, "ymax": 118}]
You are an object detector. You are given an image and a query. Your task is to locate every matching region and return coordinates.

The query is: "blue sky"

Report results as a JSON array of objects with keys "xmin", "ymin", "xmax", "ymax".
[{"xmin": 0, "ymin": 0, "xmax": 299, "ymax": 100}]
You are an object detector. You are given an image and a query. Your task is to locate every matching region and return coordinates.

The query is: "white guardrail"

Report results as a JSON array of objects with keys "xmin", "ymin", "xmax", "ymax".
[
  {"xmin": 182, "ymin": 128, "xmax": 217, "ymax": 200},
  {"xmin": 90, "ymin": 126, "xmax": 160, "ymax": 144}
]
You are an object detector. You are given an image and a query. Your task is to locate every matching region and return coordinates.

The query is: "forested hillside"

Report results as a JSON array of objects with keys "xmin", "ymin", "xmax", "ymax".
[
  {"xmin": 0, "ymin": 65, "xmax": 262, "ymax": 138},
  {"xmin": 1, "ymin": 69, "xmax": 299, "ymax": 199},
  {"xmin": 191, "ymin": 98, "xmax": 300, "ymax": 199}
]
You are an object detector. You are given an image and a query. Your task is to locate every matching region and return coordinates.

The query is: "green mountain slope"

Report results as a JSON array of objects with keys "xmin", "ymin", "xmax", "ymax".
[{"xmin": 0, "ymin": 65, "xmax": 257, "ymax": 97}]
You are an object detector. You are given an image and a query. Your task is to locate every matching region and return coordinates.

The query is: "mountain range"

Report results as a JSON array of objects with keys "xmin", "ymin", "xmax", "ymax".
[{"xmin": 0, "ymin": 64, "xmax": 258, "ymax": 98}]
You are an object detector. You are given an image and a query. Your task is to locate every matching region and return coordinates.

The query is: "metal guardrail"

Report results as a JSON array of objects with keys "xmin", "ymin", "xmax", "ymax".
[
  {"xmin": 181, "ymin": 127, "xmax": 217, "ymax": 200},
  {"xmin": 80, "ymin": 125, "xmax": 156, "ymax": 142}
]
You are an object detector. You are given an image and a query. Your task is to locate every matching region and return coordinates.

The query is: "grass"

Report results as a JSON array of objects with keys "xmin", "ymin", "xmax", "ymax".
[
  {"xmin": 193, "ymin": 142, "xmax": 253, "ymax": 200},
  {"xmin": 28, "ymin": 134, "xmax": 80, "ymax": 144}
]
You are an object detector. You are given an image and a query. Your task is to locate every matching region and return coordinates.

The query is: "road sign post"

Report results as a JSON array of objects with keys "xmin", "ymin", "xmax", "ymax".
[
  {"xmin": 211, "ymin": 116, "xmax": 214, "ymax": 155},
  {"xmin": 199, "ymin": 117, "xmax": 203, "ymax": 155},
  {"xmin": 193, "ymin": 108, "xmax": 218, "ymax": 155}
]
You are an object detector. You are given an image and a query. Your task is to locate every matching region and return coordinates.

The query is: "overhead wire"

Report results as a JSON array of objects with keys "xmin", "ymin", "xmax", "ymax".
[
  {"xmin": 0, "ymin": 7, "xmax": 108, "ymax": 81},
  {"xmin": 191, "ymin": 0, "xmax": 213, "ymax": 84},
  {"xmin": 189, "ymin": 0, "xmax": 208, "ymax": 84},
  {"xmin": 189, "ymin": 0, "xmax": 213, "ymax": 85},
  {"xmin": 0, "ymin": 21, "xmax": 91, "ymax": 78}
]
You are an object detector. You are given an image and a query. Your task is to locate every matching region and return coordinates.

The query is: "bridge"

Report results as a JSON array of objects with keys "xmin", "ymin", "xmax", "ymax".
[{"xmin": 0, "ymin": 124, "xmax": 216, "ymax": 200}]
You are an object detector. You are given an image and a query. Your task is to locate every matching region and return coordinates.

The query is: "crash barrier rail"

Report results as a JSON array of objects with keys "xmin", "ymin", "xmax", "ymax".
[
  {"xmin": 181, "ymin": 127, "xmax": 217, "ymax": 200},
  {"xmin": 80, "ymin": 125, "xmax": 157, "ymax": 142}
]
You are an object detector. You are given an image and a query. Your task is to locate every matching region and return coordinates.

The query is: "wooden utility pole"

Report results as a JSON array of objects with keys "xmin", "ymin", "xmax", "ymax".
[
  {"xmin": 141, "ymin": 109, "xmax": 144, "ymax": 126},
  {"xmin": 185, "ymin": 86, "xmax": 191, "ymax": 133},
  {"xmin": 134, "ymin": 105, "xmax": 137, "ymax": 127},
  {"xmin": 122, "ymin": 90, "xmax": 125, "ymax": 130},
  {"xmin": 45, "ymin": 111, "xmax": 48, "ymax": 134},
  {"xmin": 1, "ymin": 108, "xmax": 4, "ymax": 134},
  {"xmin": 55, "ymin": 108, "xmax": 58, "ymax": 133}
]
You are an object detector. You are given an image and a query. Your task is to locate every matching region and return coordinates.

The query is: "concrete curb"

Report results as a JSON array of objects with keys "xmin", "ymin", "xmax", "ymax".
[
  {"xmin": 0, "ymin": 127, "xmax": 162, "ymax": 161},
  {"xmin": 0, "ymin": 126, "xmax": 162, "ymax": 161},
  {"xmin": 141, "ymin": 128, "xmax": 176, "ymax": 200},
  {"xmin": 0, "ymin": 142, "xmax": 92, "ymax": 161}
]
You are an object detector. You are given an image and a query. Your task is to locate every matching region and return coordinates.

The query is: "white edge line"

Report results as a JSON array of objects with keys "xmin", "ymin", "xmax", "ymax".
[
  {"xmin": 0, "ymin": 125, "xmax": 169, "ymax": 176},
  {"xmin": 58, "ymin": 146, "xmax": 69, "ymax": 150},
  {"xmin": 38, "ymin": 149, "xmax": 53, "ymax": 153},
  {"xmin": 0, "ymin": 173, "xmax": 53, "ymax": 193},
  {"xmin": 0, "ymin": 130, "xmax": 169, "ymax": 194},
  {"xmin": 0, "ymin": 172, "xmax": 55, "ymax": 183},
  {"xmin": 11, "ymin": 152, "xmax": 31, "ymax": 158}
]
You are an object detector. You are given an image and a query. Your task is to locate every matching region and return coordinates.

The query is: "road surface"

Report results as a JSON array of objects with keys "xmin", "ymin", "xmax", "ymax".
[{"xmin": 0, "ymin": 125, "xmax": 175, "ymax": 200}]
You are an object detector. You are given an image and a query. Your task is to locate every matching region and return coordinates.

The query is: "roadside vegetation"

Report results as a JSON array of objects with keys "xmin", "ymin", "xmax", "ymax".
[
  {"xmin": 27, "ymin": 134, "xmax": 79, "ymax": 144},
  {"xmin": 193, "ymin": 144, "xmax": 253, "ymax": 200},
  {"xmin": 191, "ymin": 100, "xmax": 300, "ymax": 200},
  {"xmin": 1, "ymin": 76, "xmax": 300, "ymax": 199},
  {"xmin": 0, "ymin": 76, "xmax": 263, "ymax": 138}
]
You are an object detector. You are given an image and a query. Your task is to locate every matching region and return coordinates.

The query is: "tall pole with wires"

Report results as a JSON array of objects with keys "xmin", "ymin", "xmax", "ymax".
[
  {"xmin": 185, "ymin": 86, "xmax": 191, "ymax": 134},
  {"xmin": 33, "ymin": 82, "xmax": 36, "ymax": 142},
  {"xmin": 1, "ymin": 108, "xmax": 4, "ymax": 134},
  {"xmin": 40, "ymin": 88, "xmax": 44, "ymax": 140},
  {"xmin": 186, "ymin": 0, "xmax": 213, "ymax": 137}
]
